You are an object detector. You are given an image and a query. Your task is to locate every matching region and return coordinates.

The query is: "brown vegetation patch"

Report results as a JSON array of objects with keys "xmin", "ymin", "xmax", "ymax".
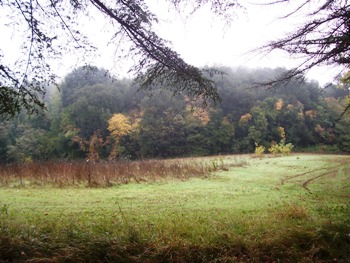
[
  {"xmin": 1, "ymin": 228, "xmax": 349, "ymax": 263},
  {"xmin": 274, "ymin": 203, "xmax": 310, "ymax": 220},
  {"xmin": 0, "ymin": 159, "xmax": 221, "ymax": 188}
]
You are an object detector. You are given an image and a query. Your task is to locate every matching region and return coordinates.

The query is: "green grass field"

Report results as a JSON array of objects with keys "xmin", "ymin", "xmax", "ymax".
[{"xmin": 0, "ymin": 154, "xmax": 349, "ymax": 262}]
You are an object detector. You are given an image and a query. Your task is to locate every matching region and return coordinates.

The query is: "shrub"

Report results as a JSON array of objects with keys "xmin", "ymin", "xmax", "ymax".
[
  {"xmin": 254, "ymin": 143, "xmax": 266, "ymax": 157},
  {"xmin": 281, "ymin": 143, "xmax": 294, "ymax": 155},
  {"xmin": 269, "ymin": 141, "xmax": 294, "ymax": 156},
  {"xmin": 269, "ymin": 127, "xmax": 294, "ymax": 156}
]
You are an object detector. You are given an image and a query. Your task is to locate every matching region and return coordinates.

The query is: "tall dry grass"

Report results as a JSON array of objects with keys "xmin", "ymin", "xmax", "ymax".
[{"xmin": 0, "ymin": 159, "xmax": 222, "ymax": 188}]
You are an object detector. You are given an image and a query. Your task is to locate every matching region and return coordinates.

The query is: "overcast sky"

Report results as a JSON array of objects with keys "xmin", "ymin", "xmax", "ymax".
[
  {"xmin": 0, "ymin": 1, "xmax": 341, "ymax": 86},
  {"xmin": 145, "ymin": 0, "xmax": 341, "ymax": 86},
  {"xmin": 87, "ymin": 0, "xmax": 340, "ymax": 86}
]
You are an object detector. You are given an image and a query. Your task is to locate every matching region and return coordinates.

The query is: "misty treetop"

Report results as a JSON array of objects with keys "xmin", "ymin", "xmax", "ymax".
[
  {"xmin": 1, "ymin": 0, "xmax": 232, "ymax": 117},
  {"xmin": 1, "ymin": 0, "xmax": 349, "ymax": 117},
  {"xmin": 0, "ymin": 66, "xmax": 349, "ymax": 163}
]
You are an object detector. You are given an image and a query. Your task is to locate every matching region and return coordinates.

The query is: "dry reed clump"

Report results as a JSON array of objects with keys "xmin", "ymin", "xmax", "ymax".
[{"xmin": 0, "ymin": 159, "xmax": 220, "ymax": 188}]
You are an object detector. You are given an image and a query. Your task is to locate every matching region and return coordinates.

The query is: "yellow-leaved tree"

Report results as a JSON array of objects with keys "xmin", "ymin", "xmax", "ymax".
[
  {"xmin": 275, "ymin": 98, "xmax": 284, "ymax": 111},
  {"xmin": 107, "ymin": 113, "xmax": 132, "ymax": 159}
]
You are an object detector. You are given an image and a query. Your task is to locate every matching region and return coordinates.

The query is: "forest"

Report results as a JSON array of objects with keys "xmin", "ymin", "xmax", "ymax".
[{"xmin": 1, "ymin": 65, "xmax": 349, "ymax": 163}]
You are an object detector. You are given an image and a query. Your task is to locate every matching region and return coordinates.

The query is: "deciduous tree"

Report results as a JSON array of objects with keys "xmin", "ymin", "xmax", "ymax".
[{"xmin": 108, "ymin": 113, "xmax": 132, "ymax": 142}]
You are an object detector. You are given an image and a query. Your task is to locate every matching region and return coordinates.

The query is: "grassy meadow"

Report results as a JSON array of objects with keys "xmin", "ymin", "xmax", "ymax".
[{"xmin": 0, "ymin": 154, "xmax": 349, "ymax": 262}]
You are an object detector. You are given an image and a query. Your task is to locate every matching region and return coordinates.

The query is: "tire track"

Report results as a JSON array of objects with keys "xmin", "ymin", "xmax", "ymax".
[
  {"xmin": 281, "ymin": 162, "xmax": 349, "ymax": 190},
  {"xmin": 301, "ymin": 169, "xmax": 338, "ymax": 191},
  {"xmin": 281, "ymin": 167, "xmax": 329, "ymax": 185}
]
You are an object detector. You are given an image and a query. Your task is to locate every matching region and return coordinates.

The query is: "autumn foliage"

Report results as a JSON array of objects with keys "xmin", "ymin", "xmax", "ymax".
[{"xmin": 108, "ymin": 114, "xmax": 132, "ymax": 141}]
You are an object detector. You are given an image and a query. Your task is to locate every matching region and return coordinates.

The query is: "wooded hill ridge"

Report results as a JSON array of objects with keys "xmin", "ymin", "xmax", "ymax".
[{"xmin": 1, "ymin": 66, "xmax": 349, "ymax": 163}]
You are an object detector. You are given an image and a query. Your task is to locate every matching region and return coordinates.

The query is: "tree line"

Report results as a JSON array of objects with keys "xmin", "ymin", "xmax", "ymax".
[{"xmin": 0, "ymin": 66, "xmax": 349, "ymax": 163}]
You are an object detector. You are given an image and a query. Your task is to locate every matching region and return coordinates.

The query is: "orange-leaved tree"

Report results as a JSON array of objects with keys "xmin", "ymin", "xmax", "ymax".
[{"xmin": 73, "ymin": 130, "xmax": 107, "ymax": 162}]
